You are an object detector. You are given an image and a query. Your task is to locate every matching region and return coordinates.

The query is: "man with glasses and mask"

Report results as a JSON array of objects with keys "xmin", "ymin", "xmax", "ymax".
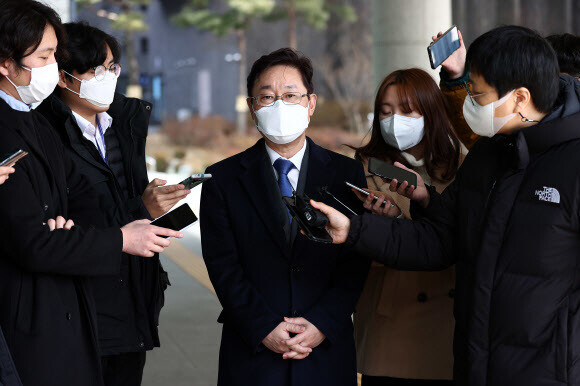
[
  {"xmin": 37, "ymin": 22, "xmax": 190, "ymax": 386},
  {"xmin": 310, "ymin": 26, "xmax": 580, "ymax": 385},
  {"xmin": 199, "ymin": 48, "xmax": 370, "ymax": 386}
]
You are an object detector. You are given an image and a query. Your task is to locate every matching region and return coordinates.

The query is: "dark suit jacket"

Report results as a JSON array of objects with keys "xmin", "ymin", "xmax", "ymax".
[
  {"xmin": 37, "ymin": 93, "xmax": 169, "ymax": 355},
  {"xmin": 0, "ymin": 98, "xmax": 122, "ymax": 386},
  {"xmin": 200, "ymin": 137, "xmax": 370, "ymax": 386}
]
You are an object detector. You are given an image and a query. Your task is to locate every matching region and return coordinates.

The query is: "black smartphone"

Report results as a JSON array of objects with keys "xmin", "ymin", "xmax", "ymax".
[
  {"xmin": 0, "ymin": 149, "xmax": 28, "ymax": 167},
  {"xmin": 283, "ymin": 196, "xmax": 333, "ymax": 244},
  {"xmin": 427, "ymin": 25, "xmax": 460, "ymax": 69},
  {"xmin": 179, "ymin": 173, "xmax": 212, "ymax": 190},
  {"xmin": 368, "ymin": 157, "xmax": 417, "ymax": 188},
  {"xmin": 150, "ymin": 203, "xmax": 197, "ymax": 238}
]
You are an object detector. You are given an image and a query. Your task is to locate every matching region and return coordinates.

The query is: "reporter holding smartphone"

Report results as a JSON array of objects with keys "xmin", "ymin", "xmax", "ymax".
[
  {"xmin": 312, "ymin": 26, "xmax": 580, "ymax": 385},
  {"xmin": 36, "ymin": 23, "xmax": 190, "ymax": 385},
  {"xmin": 350, "ymin": 69, "xmax": 464, "ymax": 385},
  {"xmin": 0, "ymin": 2, "xmax": 182, "ymax": 385}
]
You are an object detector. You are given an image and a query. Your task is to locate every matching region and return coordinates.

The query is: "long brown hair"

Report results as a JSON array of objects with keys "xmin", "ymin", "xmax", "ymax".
[{"xmin": 354, "ymin": 68, "xmax": 461, "ymax": 182}]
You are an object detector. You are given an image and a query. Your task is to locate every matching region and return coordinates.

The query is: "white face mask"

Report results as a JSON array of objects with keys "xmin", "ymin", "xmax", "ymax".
[
  {"xmin": 462, "ymin": 90, "xmax": 516, "ymax": 137},
  {"xmin": 254, "ymin": 100, "xmax": 310, "ymax": 144},
  {"xmin": 6, "ymin": 62, "xmax": 59, "ymax": 105},
  {"xmin": 380, "ymin": 114, "xmax": 425, "ymax": 151},
  {"xmin": 64, "ymin": 70, "xmax": 118, "ymax": 108}
]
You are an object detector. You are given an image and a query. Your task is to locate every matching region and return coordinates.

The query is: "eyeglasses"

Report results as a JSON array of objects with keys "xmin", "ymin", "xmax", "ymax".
[
  {"xmin": 92, "ymin": 63, "xmax": 122, "ymax": 81},
  {"xmin": 462, "ymin": 82, "xmax": 490, "ymax": 106},
  {"xmin": 251, "ymin": 92, "xmax": 309, "ymax": 107}
]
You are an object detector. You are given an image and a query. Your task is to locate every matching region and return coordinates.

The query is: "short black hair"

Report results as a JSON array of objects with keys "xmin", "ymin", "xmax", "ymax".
[
  {"xmin": 466, "ymin": 25, "xmax": 559, "ymax": 113},
  {"xmin": 59, "ymin": 22, "xmax": 121, "ymax": 78},
  {"xmin": 546, "ymin": 33, "xmax": 580, "ymax": 78},
  {"xmin": 0, "ymin": 0, "xmax": 66, "ymax": 75},
  {"xmin": 246, "ymin": 48, "xmax": 314, "ymax": 97}
]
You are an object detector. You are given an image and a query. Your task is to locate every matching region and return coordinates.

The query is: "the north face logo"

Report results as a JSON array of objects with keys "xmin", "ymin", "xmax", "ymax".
[{"xmin": 535, "ymin": 187, "xmax": 560, "ymax": 204}]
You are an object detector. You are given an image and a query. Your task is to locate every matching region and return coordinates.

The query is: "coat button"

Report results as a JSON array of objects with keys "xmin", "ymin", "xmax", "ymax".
[
  {"xmin": 43, "ymin": 204, "xmax": 49, "ymax": 211},
  {"xmin": 292, "ymin": 310, "xmax": 300, "ymax": 317},
  {"xmin": 66, "ymin": 312, "xmax": 72, "ymax": 320},
  {"xmin": 448, "ymin": 289, "xmax": 455, "ymax": 298},
  {"xmin": 146, "ymin": 105, "xmax": 151, "ymax": 111},
  {"xmin": 291, "ymin": 266, "xmax": 300, "ymax": 273},
  {"xmin": 139, "ymin": 342, "xmax": 145, "ymax": 348},
  {"xmin": 417, "ymin": 292, "xmax": 428, "ymax": 303}
]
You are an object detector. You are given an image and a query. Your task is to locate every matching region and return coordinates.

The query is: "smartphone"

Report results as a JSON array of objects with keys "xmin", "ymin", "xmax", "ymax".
[
  {"xmin": 179, "ymin": 174, "xmax": 212, "ymax": 190},
  {"xmin": 427, "ymin": 25, "xmax": 460, "ymax": 69},
  {"xmin": 150, "ymin": 203, "xmax": 198, "ymax": 238},
  {"xmin": 0, "ymin": 149, "xmax": 28, "ymax": 167},
  {"xmin": 345, "ymin": 181, "xmax": 393, "ymax": 207},
  {"xmin": 368, "ymin": 157, "xmax": 417, "ymax": 188}
]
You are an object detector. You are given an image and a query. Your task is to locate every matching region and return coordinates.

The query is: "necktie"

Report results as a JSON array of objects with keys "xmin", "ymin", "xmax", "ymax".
[
  {"xmin": 273, "ymin": 158, "xmax": 295, "ymax": 223},
  {"xmin": 95, "ymin": 120, "xmax": 108, "ymax": 165}
]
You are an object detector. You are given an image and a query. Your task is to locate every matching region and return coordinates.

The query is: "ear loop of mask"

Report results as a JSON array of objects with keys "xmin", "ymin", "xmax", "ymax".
[
  {"xmin": 61, "ymin": 70, "xmax": 83, "ymax": 97},
  {"xmin": 4, "ymin": 62, "xmax": 31, "ymax": 90}
]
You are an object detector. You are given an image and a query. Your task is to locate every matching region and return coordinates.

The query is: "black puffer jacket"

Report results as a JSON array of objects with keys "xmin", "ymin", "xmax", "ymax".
[
  {"xmin": 36, "ymin": 93, "xmax": 169, "ymax": 356},
  {"xmin": 348, "ymin": 74, "xmax": 580, "ymax": 385}
]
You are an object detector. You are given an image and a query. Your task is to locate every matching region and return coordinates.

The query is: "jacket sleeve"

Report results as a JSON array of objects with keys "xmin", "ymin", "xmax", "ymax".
[
  {"xmin": 0, "ymin": 152, "xmax": 122, "ymax": 276},
  {"xmin": 347, "ymin": 163, "xmax": 462, "ymax": 271},
  {"xmin": 440, "ymin": 69, "xmax": 480, "ymax": 149},
  {"xmin": 200, "ymin": 170, "xmax": 281, "ymax": 352},
  {"xmin": 304, "ymin": 162, "xmax": 371, "ymax": 344}
]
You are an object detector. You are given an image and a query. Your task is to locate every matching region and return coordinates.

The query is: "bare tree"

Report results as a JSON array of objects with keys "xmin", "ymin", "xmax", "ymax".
[{"xmin": 316, "ymin": 0, "xmax": 372, "ymax": 134}]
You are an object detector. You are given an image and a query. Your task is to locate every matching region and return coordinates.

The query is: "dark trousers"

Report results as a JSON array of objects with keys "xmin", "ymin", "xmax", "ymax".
[
  {"xmin": 361, "ymin": 375, "xmax": 454, "ymax": 386},
  {"xmin": 101, "ymin": 351, "xmax": 146, "ymax": 386}
]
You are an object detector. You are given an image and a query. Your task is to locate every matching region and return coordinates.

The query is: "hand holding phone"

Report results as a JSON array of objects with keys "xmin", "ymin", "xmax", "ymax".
[
  {"xmin": 345, "ymin": 182, "xmax": 394, "ymax": 207},
  {"xmin": 432, "ymin": 27, "xmax": 466, "ymax": 79},
  {"xmin": 428, "ymin": 25, "xmax": 461, "ymax": 70},
  {"xmin": 150, "ymin": 203, "xmax": 198, "ymax": 238},
  {"xmin": 179, "ymin": 174, "xmax": 212, "ymax": 190},
  {"xmin": 369, "ymin": 159, "xmax": 431, "ymax": 208}
]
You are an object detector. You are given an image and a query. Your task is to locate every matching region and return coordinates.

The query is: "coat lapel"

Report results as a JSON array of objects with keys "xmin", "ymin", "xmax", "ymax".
[
  {"xmin": 239, "ymin": 139, "xmax": 290, "ymax": 256},
  {"xmin": 302, "ymin": 138, "xmax": 335, "ymax": 202}
]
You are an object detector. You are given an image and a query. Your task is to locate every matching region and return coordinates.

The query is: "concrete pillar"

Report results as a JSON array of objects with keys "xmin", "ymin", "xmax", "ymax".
[{"xmin": 372, "ymin": 0, "xmax": 452, "ymax": 86}]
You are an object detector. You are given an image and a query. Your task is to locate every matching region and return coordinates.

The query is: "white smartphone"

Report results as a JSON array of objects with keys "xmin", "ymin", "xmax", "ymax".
[
  {"xmin": 345, "ymin": 181, "xmax": 394, "ymax": 207},
  {"xmin": 179, "ymin": 173, "xmax": 212, "ymax": 190}
]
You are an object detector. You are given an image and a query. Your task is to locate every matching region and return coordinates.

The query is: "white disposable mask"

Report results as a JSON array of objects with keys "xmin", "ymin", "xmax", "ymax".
[
  {"xmin": 6, "ymin": 62, "xmax": 59, "ymax": 105},
  {"xmin": 380, "ymin": 114, "xmax": 425, "ymax": 151},
  {"xmin": 64, "ymin": 70, "xmax": 117, "ymax": 108},
  {"xmin": 254, "ymin": 100, "xmax": 310, "ymax": 144},
  {"xmin": 462, "ymin": 90, "xmax": 516, "ymax": 137}
]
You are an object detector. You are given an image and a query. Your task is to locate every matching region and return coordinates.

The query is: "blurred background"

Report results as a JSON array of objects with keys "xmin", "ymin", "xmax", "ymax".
[{"xmin": 42, "ymin": 1, "xmax": 580, "ymax": 385}]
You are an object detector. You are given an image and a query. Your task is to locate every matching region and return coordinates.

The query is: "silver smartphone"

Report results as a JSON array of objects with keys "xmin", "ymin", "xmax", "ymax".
[
  {"xmin": 345, "ymin": 181, "xmax": 393, "ymax": 207},
  {"xmin": 0, "ymin": 149, "xmax": 28, "ymax": 167},
  {"xmin": 179, "ymin": 173, "xmax": 212, "ymax": 190}
]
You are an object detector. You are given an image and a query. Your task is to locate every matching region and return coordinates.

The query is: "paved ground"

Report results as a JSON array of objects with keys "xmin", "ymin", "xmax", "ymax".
[{"xmin": 142, "ymin": 252, "xmax": 221, "ymax": 386}]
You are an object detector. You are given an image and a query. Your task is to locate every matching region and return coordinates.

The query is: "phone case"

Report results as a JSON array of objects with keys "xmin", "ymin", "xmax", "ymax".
[{"xmin": 368, "ymin": 157, "xmax": 417, "ymax": 187}]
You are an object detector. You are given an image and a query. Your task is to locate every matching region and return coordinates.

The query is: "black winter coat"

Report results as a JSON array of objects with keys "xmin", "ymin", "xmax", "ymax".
[
  {"xmin": 0, "ymin": 326, "xmax": 21, "ymax": 386},
  {"xmin": 200, "ymin": 138, "xmax": 370, "ymax": 386},
  {"xmin": 36, "ymin": 93, "xmax": 169, "ymax": 355},
  {"xmin": 0, "ymin": 98, "xmax": 122, "ymax": 386},
  {"xmin": 348, "ymin": 75, "xmax": 580, "ymax": 386}
]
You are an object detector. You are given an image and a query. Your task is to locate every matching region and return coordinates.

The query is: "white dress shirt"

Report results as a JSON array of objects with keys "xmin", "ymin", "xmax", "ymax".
[
  {"xmin": 72, "ymin": 111, "xmax": 113, "ymax": 159},
  {"xmin": 0, "ymin": 89, "xmax": 31, "ymax": 112},
  {"xmin": 265, "ymin": 140, "xmax": 307, "ymax": 191}
]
